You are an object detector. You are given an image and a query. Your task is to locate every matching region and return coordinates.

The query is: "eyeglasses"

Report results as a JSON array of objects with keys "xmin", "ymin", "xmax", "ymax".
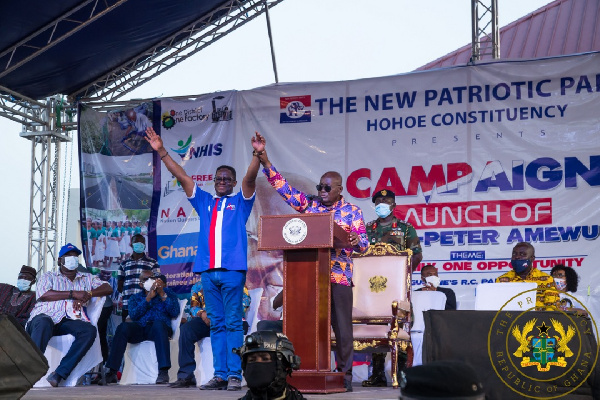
[
  {"xmin": 214, "ymin": 177, "xmax": 233, "ymax": 183},
  {"xmin": 316, "ymin": 184, "xmax": 338, "ymax": 192}
]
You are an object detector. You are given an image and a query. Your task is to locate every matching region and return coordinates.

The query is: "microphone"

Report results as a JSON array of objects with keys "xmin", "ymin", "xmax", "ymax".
[{"xmin": 305, "ymin": 193, "xmax": 322, "ymax": 203}]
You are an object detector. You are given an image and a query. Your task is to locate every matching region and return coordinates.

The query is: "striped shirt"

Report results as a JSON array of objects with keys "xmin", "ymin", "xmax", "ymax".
[
  {"xmin": 187, "ymin": 184, "xmax": 255, "ymax": 272},
  {"xmin": 28, "ymin": 271, "xmax": 105, "ymax": 324},
  {"xmin": 118, "ymin": 254, "xmax": 161, "ymax": 309},
  {"xmin": 264, "ymin": 165, "xmax": 369, "ymax": 286}
]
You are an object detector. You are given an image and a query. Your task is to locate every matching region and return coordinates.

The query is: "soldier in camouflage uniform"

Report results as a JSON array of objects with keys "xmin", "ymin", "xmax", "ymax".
[
  {"xmin": 362, "ymin": 189, "xmax": 422, "ymax": 387},
  {"xmin": 366, "ymin": 190, "xmax": 422, "ymax": 270}
]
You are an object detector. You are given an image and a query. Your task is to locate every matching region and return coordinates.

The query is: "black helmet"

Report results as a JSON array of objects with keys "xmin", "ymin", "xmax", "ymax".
[{"xmin": 234, "ymin": 330, "xmax": 301, "ymax": 371}]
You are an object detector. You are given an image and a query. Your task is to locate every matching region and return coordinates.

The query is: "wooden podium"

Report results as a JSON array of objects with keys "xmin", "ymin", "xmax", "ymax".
[{"xmin": 258, "ymin": 213, "xmax": 350, "ymax": 393}]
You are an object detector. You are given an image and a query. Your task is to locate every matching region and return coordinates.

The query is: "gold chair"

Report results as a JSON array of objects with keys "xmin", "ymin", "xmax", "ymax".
[{"xmin": 332, "ymin": 243, "xmax": 411, "ymax": 387}]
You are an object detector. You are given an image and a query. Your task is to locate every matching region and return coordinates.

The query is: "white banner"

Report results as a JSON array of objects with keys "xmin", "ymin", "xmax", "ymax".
[{"xmin": 154, "ymin": 53, "xmax": 600, "ymax": 321}]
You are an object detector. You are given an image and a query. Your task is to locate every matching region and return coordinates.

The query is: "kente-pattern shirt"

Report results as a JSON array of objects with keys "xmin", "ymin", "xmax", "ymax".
[
  {"xmin": 264, "ymin": 165, "xmax": 369, "ymax": 286},
  {"xmin": 496, "ymin": 268, "xmax": 560, "ymax": 310},
  {"xmin": 189, "ymin": 280, "xmax": 251, "ymax": 319}
]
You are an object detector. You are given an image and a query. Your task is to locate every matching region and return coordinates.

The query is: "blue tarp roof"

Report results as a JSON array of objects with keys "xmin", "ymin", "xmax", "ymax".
[{"xmin": 0, "ymin": 0, "xmax": 230, "ymax": 100}]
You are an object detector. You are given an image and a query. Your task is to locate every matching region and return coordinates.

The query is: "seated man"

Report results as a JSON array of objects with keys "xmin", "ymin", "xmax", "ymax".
[
  {"xmin": 415, "ymin": 264, "xmax": 457, "ymax": 310},
  {"xmin": 26, "ymin": 243, "xmax": 113, "ymax": 387},
  {"xmin": 104, "ymin": 271, "xmax": 180, "ymax": 384},
  {"xmin": 170, "ymin": 280, "xmax": 252, "ymax": 388},
  {"xmin": 496, "ymin": 242, "xmax": 559, "ymax": 310},
  {"xmin": 0, "ymin": 265, "xmax": 38, "ymax": 327},
  {"xmin": 234, "ymin": 331, "xmax": 304, "ymax": 400}
]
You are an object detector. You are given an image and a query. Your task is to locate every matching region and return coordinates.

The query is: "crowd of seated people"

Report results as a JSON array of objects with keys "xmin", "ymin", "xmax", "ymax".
[{"xmin": 1, "ymin": 234, "xmax": 590, "ymax": 393}]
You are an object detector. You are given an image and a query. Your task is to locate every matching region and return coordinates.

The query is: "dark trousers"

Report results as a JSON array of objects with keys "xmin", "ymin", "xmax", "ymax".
[
  {"xmin": 256, "ymin": 320, "xmax": 283, "ymax": 333},
  {"xmin": 106, "ymin": 320, "xmax": 173, "ymax": 371},
  {"xmin": 177, "ymin": 317, "xmax": 210, "ymax": 379},
  {"xmin": 331, "ymin": 283, "xmax": 353, "ymax": 381},
  {"xmin": 97, "ymin": 306, "xmax": 113, "ymax": 362},
  {"xmin": 26, "ymin": 314, "xmax": 97, "ymax": 379}
]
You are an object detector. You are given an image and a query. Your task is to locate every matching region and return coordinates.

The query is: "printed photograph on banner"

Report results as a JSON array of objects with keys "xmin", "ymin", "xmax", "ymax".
[
  {"xmin": 79, "ymin": 103, "xmax": 155, "ymax": 270},
  {"xmin": 80, "ymin": 102, "xmax": 153, "ymax": 156}
]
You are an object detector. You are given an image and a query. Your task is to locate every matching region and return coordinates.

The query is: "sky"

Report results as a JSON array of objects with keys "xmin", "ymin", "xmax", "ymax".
[{"xmin": 0, "ymin": 0, "xmax": 552, "ymax": 285}]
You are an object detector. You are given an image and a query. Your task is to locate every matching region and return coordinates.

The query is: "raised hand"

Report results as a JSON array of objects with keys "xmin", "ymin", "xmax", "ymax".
[
  {"xmin": 145, "ymin": 127, "xmax": 164, "ymax": 152},
  {"xmin": 251, "ymin": 132, "xmax": 266, "ymax": 153}
]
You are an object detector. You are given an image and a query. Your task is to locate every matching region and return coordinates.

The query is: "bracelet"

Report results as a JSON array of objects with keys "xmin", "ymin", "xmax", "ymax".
[
  {"xmin": 160, "ymin": 152, "xmax": 169, "ymax": 160},
  {"xmin": 69, "ymin": 290, "xmax": 73, "ymax": 299},
  {"xmin": 252, "ymin": 150, "xmax": 264, "ymax": 157},
  {"xmin": 87, "ymin": 290, "xmax": 93, "ymax": 297}
]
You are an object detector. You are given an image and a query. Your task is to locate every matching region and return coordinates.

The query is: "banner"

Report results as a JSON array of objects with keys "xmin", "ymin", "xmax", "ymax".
[
  {"xmin": 78, "ymin": 102, "xmax": 156, "ymax": 271},
  {"xmin": 81, "ymin": 52, "xmax": 600, "ymax": 323}
]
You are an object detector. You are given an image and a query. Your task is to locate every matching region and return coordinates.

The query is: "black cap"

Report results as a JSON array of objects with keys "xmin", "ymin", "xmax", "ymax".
[
  {"xmin": 400, "ymin": 360, "xmax": 484, "ymax": 399},
  {"xmin": 372, "ymin": 189, "xmax": 395, "ymax": 203}
]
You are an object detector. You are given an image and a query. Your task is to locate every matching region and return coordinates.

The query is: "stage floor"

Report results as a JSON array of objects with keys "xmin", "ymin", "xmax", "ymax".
[{"xmin": 22, "ymin": 384, "xmax": 399, "ymax": 399}]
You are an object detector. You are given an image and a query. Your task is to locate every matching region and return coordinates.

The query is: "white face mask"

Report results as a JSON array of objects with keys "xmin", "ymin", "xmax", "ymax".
[
  {"xmin": 424, "ymin": 275, "xmax": 441, "ymax": 288},
  {"xmin": 143, "ymin": 278, "xmax": 155, "ymax": 292},
  {"xmin": 554, "ymin": 278, "xmax": 567, "ymax": 291},
  {"xmin": 16, "ymin": 279, "xmax": 31, "ymax": 292},
  {"xmin": 63, "ymin": 256, "xmax": 79, "ymax": 270}
]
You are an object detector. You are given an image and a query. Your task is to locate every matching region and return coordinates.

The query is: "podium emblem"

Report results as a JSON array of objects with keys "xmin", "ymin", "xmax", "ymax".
[{"xmin": 282, "ymin": 218, "xmax": 308, "ymax": 245}]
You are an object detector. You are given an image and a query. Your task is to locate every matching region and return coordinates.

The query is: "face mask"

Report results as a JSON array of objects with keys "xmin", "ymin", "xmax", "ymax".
[
  {"xmin": 424, "ymin": 275, "xmax": 441, "ymax": 288},
  {"xmin": 511, "ymin": 259, "xmax": 530, "ymax": 273},
  {"xmin": 132, "ymin": 242, "xmax": 146, "ymax": 254},
  {"xmin": 143, "ymin": 278, "xmax": 155, "ymax": 292},
  {"xmin": 63, "ymin": 256, "xmax": 79, "ymax": 271},
  {"xmin": 375, "ymin": 203, "xmax": 392, "ymax": 219},
  {"xmin": 244, "ymin": 360, "xmax": 277, "ymax": 389},
  {"xmin": 16, "ymin": 279, "xmax": 31, "ymax": 292},
  {"xmin": 554, "ymin": 278, "xmax": 567, "ymax": 291}
]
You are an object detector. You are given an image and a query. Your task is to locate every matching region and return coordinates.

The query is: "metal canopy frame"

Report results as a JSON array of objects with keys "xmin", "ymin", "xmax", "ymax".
[
  {"xmin": 471, "ymin": 0, "xmax": 500, "ymax": 62},
  {"xmin": 74, "ymin": 0, "xmax": 284, "ymax": 102},
  {"xmin": 0, "ymin": 0, "xmax": 284, "ymax": 274}
]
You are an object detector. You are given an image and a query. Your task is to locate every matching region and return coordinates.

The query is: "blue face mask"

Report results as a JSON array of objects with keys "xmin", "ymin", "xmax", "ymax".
[
  {"xmin": 132, "ymin": 242, "xmax": 146, "ymax": 254},
  {"xmin": 16, "ymin": 279, "xmax": 31, "ymax": 292},
  {"xmin": 375, "ymin": 203, "xmax": 392, "ymax": 219},
  {"xmin": 511, "ymin": 259, "xmax": 530, "ymax": 273}
]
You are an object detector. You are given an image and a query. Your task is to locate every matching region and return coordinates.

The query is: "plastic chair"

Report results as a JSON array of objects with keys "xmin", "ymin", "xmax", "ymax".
[
  {"xmin": 119, "ymin": 299, "xmax": 187, "ymax": 384},
  {"xmin": 410, "ymin": 291, "xmax": 447, "ymax": 367},
  {"xmin": 34, "ymin": 296, "xmax": 106, "ymax": 387}
]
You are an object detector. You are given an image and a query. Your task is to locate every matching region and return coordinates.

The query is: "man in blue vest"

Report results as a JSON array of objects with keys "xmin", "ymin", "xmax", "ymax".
[{"xmin": 145, "ymin": 127, "xmax": 263, "ymax": 391}]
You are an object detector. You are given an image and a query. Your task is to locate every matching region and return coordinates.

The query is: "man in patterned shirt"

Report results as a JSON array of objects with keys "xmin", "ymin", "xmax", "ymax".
[
  {"xmin": 104, "ymin": 271, "xmax": 180, "ymax": 385},
  {"xmin": 496, "ymin": 242, "xmax": 559, "ymax": 310},
  {"xmin": 169, "ymin": 279, "xmax": 252, "ymax": 388},
  {"xmin": 254, "ymin": 133, "xmax": 369, "ymax": 392},
  {"xmin": 118, "ymin": 234, "xmax": 160, "ymax": 321},
  {"xmin": 26, "ymin": 243, "xmax": 113, "ymax": 387}
]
